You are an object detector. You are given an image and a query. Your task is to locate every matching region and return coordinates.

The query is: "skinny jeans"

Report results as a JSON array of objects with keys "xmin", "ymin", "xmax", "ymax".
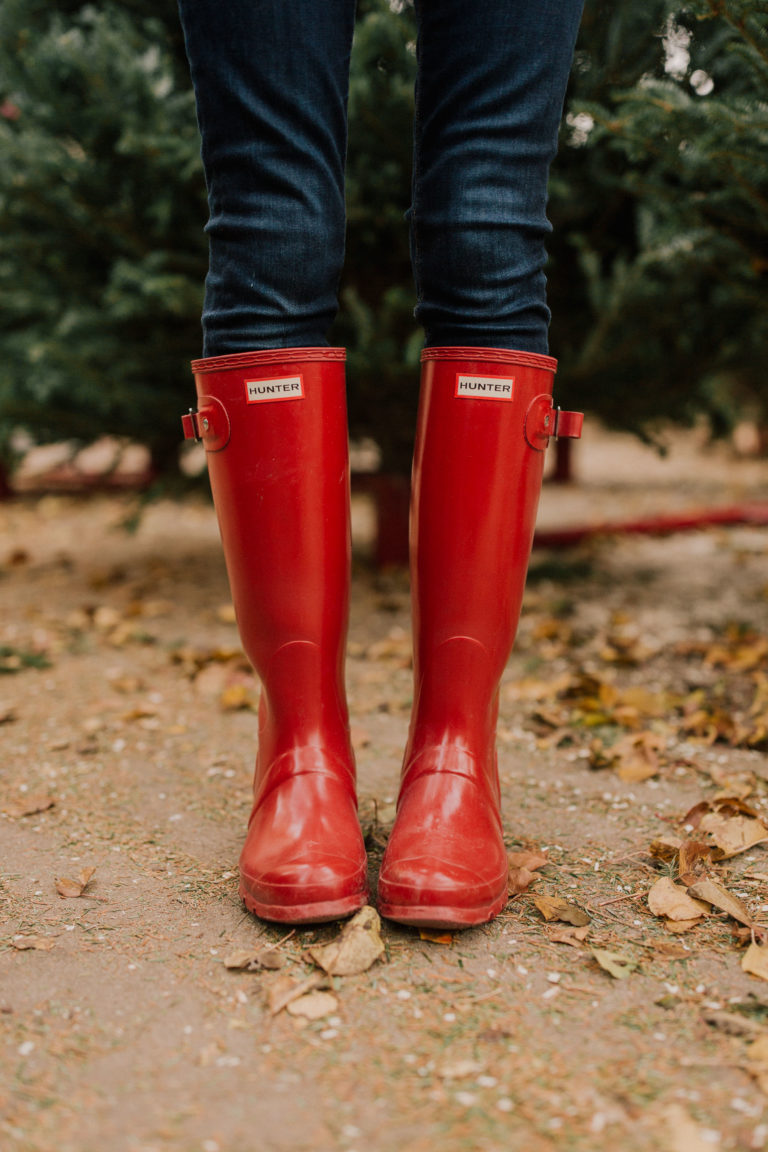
[{"xmin": 178, "ymin": 0, "xmax": 584, "ymax": 357}]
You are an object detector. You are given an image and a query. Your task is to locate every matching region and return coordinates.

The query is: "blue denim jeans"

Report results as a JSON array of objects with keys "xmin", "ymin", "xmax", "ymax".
[{"xmin": 178, "ymin": 0, "xmax": 583, "ymax": 357}]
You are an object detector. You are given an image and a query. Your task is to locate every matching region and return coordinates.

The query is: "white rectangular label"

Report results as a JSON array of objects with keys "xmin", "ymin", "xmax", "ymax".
[
  {"xmin": 245, "ymin": 375, "xmax": 304, "ymax": 403},
  {"xmin": 455, "ymin": 374, "xmax": 514, "ymax": 400}
]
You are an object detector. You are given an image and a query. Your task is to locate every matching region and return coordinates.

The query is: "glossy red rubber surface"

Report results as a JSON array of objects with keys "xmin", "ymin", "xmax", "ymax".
[
  {"xmin": 190, "ymin": 349, "xmax": 367, "ymax": 922},
  {"xmin": 378, "ymin": 348, "xmax": 558, "ymax": 928}
]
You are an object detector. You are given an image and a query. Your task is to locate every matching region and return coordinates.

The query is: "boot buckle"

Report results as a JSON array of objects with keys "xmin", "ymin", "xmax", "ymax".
[{"xmin": 180, "ymin": 397, "xmax": 231, "ymax": 452}]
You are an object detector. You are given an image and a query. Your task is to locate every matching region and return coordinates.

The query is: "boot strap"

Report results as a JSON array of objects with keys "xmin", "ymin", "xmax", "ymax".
[{"xmin": 525, "ymin": 394, "xmax": 583, "ymax": 450}]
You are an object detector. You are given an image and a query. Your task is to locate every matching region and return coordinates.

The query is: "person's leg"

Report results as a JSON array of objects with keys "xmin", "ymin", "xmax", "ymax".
[
  {"xmin": 409, "ymin": 0, "xmax": 584, "ymax": 353},
  {"xmin": 379, "ymin": 0, "xmax": 584, "ymax": 927},
  {"xmin": 178, "ymin": 2, "xmax": 366, "ymax": 921},
  {"xmin": 178, "ymin": 0, "xmax": 356, "ymax": 353}
]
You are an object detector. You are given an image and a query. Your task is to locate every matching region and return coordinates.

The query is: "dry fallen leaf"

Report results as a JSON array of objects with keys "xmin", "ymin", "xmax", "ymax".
[
  {"xmin": 664, "ymin": 917, "xmax": 704, "ymax": 935},
  {"xmin": 746, "ymin": 1034, "xmax": 768, "ymax": 1095},
  {"xmin": 682, "ymin": 798, "xmax": 768, "ymax": 859},
  {"xmin": 418, "ymin": 929, "xmax": 454, "ymax": 945},
  {"xmin": 677, "ymin": 840, "xmax": 712, "ymax": 879},
  {"xmin": 743, "ymin": 942, "xmax": 768, "ymax": 984},
  {"xmin": 686, "ymin": 878, "xmax": 753, "ymax": 927},
  {"xmin": 591, "ymin": 949, "xmax": 638, "ymax": 980},
  {"xmin": 507, "ymin": 850, "xmax": 549, "ymax": 871},
  {"xmin": 308, "ymin": 906, "xmax": 385, "ymax": 977},
  {"xmin": 508, "ymin": 867, "xmax": 536, "ymax": 896},
  {"xmin": 3, "ymin": 792, "xmax": 55, "ymax": 818},
  {"xmin": 647, "ymin": 877, "xmax": 709, "ymax": 923},
  {"xmin": 438, "ymin": 1059, "xmax": 485, "ymax": 1080},
  {"xmin": 268, "ymin": 972, "xmax": 324, "ymax": 1016},
  {"xmin": 547, "ymin": 924, "xmax": 591, "ymax": 947},
  {"xmin": 11, "ymin": 935, "xmax": 55, "ymax": 951},
  {"xmin": 285, "ymin": 991, "xmax": 338, "ymax": 1020},
  {"xmin": 699, "ymin": 811, "xmax": 768, "ymax": 860},
  {"xmin": 54, "ymin": 867, "xmax": 96, "ymax": 899},
  {"xmin": 219, "ymin": 683, "xmax": 257, "ymax": 712},
  {"xmin": 223, "ymin": 947, "xmax": 284, "ymax": 972},
  {"xmin": 613, "ymin": 731, "xmax": 665, "ymax": 783},
  {"xmin": 532, "ymin": 895, "xmax": 590, "ymax": 927},
  {"xmin": 701, "ymin": 1009, "xmax": 767, "ymax": 1038},
  {"xmin": 650, "ymin": 836, "xmax": 684, "ymax": 863},
  {"xmin": 660, "ymin": 1102, "xmax": 723, "ymax": 1152}
]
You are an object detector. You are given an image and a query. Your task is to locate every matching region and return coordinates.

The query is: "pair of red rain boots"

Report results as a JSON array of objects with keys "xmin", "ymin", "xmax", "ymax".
[{"xmin": 182, "ymin": 346, "xmax": 582, "ymax": 928}]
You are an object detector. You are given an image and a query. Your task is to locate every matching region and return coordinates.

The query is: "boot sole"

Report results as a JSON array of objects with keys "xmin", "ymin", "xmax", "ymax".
[
  {"xmin": 378, "ymin": 891, "xmax": 507, "ymax": 930},
  {"xmin": 240, "ymin": 883, "xmax": 368, "ymax": 925}
]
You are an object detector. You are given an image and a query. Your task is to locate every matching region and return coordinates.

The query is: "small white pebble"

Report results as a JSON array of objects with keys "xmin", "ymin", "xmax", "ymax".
[
  {"xmin": 396, "ymin": 989, "xmax": 411, "ymax": 1001},
  {"xmin": 454, "ymin": 1092, "xmax": 477, "ymax": 1107},
  {"xmin": 443, "ymin": 1012, "xmax": 456, "ymax": 1023},
  {"xmin": 496, "ymin": 1098, "xmax": 514, "ymax": 1113},
  {"xmin": 18, "ymin": 1041, "xmax": 35, "ymax": 1057}
]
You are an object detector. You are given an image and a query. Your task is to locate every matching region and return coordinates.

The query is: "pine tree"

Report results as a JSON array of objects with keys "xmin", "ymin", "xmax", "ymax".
[
  {"xmin": 549, "ymin": 0, "xmax": 768, "ymax": 442},
  {"xmin": 0, "ymin": 0, "xmax": 206, "ymax": 473}
]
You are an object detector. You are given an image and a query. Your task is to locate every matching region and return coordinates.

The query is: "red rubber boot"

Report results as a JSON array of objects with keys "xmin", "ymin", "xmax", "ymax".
[
  {"xmin": 182, "ymin": 348, "xmax": 368, "ymax": 922},
  {"xmin": 377, "ymin": 347, "xmax": 583, "ymax": 928}
]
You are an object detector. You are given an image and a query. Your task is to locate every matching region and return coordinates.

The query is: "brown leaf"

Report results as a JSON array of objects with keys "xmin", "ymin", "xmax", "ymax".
[
  {"xmin": 223, "ymin": 947, "xmax": 284, "ymax": 972},
  {"xmin": 743, "ymin": 942, "xmax": 768, "ymax": 983},
  {"xmin": 219, "ymin": 682, "xmax": 257, "ymax": 712},
  {"xmin": 647, "ymin": 877, "xmax": 709, "ymax": 922},
  {"xmin": 649, "ymin": 836, "xmax": 683, "ymax": 862},
  {"xmin": 678, "ymin": 840, "xmax": 712, "ymax": 877},
  {"xmin": 285, "ymin": 991, "xmax": 338, "ymax": 1020},
  {"xmin": 308, "ymin": 906, "xmax": 385, "ymax": 976},
  {"xmin": 547, "ymin": 924, "xmax": 591, "ymax": 947},
  {"xmin": 55, "ymin": 866, "xmax": 96, "ymax": 898},
  {"xmin": 532, "ymin": 895, "xmax": 590, "ymax": 927},
  {"xmin": 418, "ymin": 929, "xmax": 454, "ymax": 945},
  {"xmin": 701, "ymin": 1009, "xmax": 767, "ymax": 1038},
  {"xmin": 591, "ymin": 949, "xmax": 638, "ymax": 979},
  {"xmin": 613, "ymin": 731, "xmax": 665, "ymax": 782},
  {"xmin": 11, "ymin": 935, "xmax": 55, "ymax": 951},
  {"xmin": 665, "ymin": 917, "xmax": 704, "ymax": 934},
  {"xmin": 508, "ymin": 867, "xmax": 536, "ymax": 896},
  {"xmin": 687, "ymin": 879, "xmax": 753, "ymax": 927},
  {"xmin": 3, "ymin": 792, "xmax": 55, "ymax": 818},
  {"xmin": 746, "ymin": 1034, "xmax": 768, "ymax": 1095},
  {"xmin": 268, "ymin": 972, "xmax": 324, "ymax": 1016},
  {"xmin": 699, "ymin": 811, "xmax": 768, "ymax": 860},
  {"xmin": 507, "ymin": 850, "xmax": 549, "ymax": 871}
]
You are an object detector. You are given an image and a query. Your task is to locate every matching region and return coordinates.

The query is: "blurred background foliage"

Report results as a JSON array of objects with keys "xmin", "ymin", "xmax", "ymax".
[{"xmin": 0, "ymin": 0, "xmax": 766, "ymax": 478}]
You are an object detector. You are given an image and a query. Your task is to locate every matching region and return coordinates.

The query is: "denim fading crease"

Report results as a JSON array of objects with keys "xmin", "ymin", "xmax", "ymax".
[{"xmin": 177, "ymin": 0, "xmax": 584, "ymax": 357}]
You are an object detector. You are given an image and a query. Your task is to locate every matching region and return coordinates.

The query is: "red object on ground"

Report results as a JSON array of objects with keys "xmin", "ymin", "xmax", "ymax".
[{"xmin": 534, "ymin": 502, "xmax": 768, "ymax": 548}]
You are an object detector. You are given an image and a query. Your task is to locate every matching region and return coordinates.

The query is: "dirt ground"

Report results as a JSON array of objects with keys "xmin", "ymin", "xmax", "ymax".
[{"xmin": 2, "ymin": 423, "xmax": 768, "ymax": 1152}]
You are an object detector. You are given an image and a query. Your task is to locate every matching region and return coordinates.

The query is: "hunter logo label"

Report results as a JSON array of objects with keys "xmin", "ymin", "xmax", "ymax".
[
  {"xmin": 455, "ymin": 374, "xmax": 515, "ymax": 401},
  {"xmin": 245, "ymin": 375, "xmax": 305, "ymax": 403}
]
